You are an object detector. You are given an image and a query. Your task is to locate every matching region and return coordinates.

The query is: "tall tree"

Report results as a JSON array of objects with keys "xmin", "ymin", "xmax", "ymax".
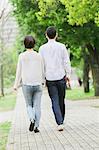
[
  {"xmin": 0, "ymin": 1, "xmax": 12, "ymax": 96},
  {"xmin": 0, "ymin": 8, "xmax": 6, "ymax": 96},
  {"xmin": 59, "ymin": 0, "xmax": 99, "ymax": 95},
  {"xmin": 10, "ymin": 0, "xmax": 99, "ymax": 95}
]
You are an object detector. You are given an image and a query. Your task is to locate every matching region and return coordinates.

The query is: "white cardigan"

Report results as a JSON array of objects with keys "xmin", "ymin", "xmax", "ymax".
[{"xmin": 14, "ymin": 50, "xmax": 44, "ymax": 88}]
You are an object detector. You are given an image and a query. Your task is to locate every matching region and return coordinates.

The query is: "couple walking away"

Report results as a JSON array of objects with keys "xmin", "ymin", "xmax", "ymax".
[{"xmin": 14, "ymin": 26, "xmax": 71, "ymax": 133}]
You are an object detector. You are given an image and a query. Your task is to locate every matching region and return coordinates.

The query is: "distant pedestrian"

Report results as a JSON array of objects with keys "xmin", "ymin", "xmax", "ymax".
[{"xmin": 78, "ymin": 77, "xmax": 82, "ymax": 86}]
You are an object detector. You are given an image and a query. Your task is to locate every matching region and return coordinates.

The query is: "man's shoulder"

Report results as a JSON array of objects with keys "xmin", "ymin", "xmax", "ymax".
[
  {"xmin": 39, "ymin": 43, "xmax": 48, "ymax": 55},
  {"xmin": 39, "ymin": 43, "xmax": 48, "ymax": 50},
  {"xmin": 56, "ymin": 41, "xmax": 65, "ymax": 47}
]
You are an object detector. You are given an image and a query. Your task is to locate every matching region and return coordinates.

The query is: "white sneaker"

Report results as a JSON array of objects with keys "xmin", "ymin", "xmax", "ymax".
[{"xmin": 57, "ymin": 124, "xmax": 64, "ymax": 131}]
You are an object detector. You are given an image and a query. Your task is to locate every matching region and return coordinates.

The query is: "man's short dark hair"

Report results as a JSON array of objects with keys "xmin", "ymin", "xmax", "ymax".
[
  {"xmin": 24, "ymin": 36, "xmax": 35, "ymax": 48},
  {"xmin": 46, "ymin": 26, "xmax": 56, "ymax": 39}
]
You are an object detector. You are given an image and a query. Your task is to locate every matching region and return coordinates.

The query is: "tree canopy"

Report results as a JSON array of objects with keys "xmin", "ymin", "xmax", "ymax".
[
  {"xmin": 60, "ymin": 0, "xmax": 99, "ymax": 26},
  {"xmin": 10, "ymin": 0, "xmax": 99, "ymax": 95}
]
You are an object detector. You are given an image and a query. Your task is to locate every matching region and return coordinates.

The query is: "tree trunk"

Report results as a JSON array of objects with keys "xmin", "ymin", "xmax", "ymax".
[
  {"xmin": 0, "ymin": 10, "xmax": 5, "ymax": 97},
  {"xmin": 91, "ymin": 65, "xmax": 99, "ymax": 96},
  {"xmin": 86, "ymin": 43, "xmax": 99, "ymax": 96},
  {"xmin": 83, "ymin": 54, "xmax": 90, "ymax": 93},
  {"xmin": 0, "ymin": 64, "xmax": 4, "ymax": 96}
]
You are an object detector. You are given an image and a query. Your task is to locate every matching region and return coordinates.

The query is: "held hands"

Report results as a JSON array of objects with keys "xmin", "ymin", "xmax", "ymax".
[
  {"xmin": 13, "ymin": 86, "xmax": 17, "ymax": 93},
  {"xmin": 66, "ymin": 77, "xmax": 70, "ymax": 83},
  {"xmin": 65, "ymin": 77, "xmax": 71, "ymax": 89}
]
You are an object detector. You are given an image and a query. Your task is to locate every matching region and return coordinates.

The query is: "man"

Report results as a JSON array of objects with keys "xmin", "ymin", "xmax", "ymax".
[{"xmin": 39, "ymin": 26, "xmax": 71, "ymax": 131}]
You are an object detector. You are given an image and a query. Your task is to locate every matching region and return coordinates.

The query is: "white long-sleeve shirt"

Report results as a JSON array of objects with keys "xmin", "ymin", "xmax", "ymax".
[
  {"xmin": 14, "ymin": 50, "xmax": 44, "ymax": 88},
  {"xmin": 39, "ymin": 39, "xmax": 71, "ymax": 81}
]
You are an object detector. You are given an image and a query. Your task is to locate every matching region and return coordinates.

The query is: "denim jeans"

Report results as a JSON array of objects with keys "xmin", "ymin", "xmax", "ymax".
[
  {"xmin": 46, "ymin": 76, "xmax": 66, "ymax": 125},
  {"xmin": 22, "ymin": 85, "xmax": 42, "ymax": 128}
]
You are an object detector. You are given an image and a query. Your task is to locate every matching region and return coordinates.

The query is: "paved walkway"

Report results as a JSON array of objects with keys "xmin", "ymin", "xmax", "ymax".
[{"xmin": 7, "ymin": 88, "xmax": 99, "ymax": 150}]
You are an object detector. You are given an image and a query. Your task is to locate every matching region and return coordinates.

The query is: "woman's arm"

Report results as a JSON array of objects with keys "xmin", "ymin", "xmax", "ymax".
[{"xmin": 14, "ymin": 55, "xmax": 22, "ymax": 90}]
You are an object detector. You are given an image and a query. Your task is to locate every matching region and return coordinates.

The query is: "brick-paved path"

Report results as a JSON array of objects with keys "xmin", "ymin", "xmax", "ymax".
[{"xmin": 7, "ymin": 88, "xmax": 99, "ymax": 150}]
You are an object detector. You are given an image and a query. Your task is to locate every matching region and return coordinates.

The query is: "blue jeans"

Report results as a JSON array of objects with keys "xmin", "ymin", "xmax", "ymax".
[
  {"xmin": 22, "ymin": 85, "xmax": 42, "ymax": 128},
  {"xmin": 46, "ymin": 76, "xmax": 66, "ymax": 125}
]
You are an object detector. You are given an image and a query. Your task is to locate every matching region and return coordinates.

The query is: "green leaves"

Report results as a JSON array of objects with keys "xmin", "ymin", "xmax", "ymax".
[
  {"xmin": 10, "ymin": 0, "xmax": 99, "ymax": 58},
  {"xmin": 60, "ymin": 0, "xmax": 99, "ymax": 26},
  {"xmin": 95, "ymin": 11, "xmax": 99, "ymax": 26}
]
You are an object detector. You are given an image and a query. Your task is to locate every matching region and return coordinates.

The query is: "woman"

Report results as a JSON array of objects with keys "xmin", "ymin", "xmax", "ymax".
[{"xmin": 14, "ymin": 36, "xmax": 44, "ymax": 133}]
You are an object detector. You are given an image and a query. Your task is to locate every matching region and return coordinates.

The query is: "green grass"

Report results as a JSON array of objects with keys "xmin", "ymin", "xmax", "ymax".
[
  {"xmin": 0, "ymin": 122, "xmax": 11, "ymax": 150},
  {"xmin": 93, "ymin": 106, "xmax": 99, "ymax": 108},
  {"xmin": 66, "ymin": 87, "xmax": 95, "ymax": 100},
  {"xmin": 0, "ymin": 93, "xmax": 16, "ymax": 112}
]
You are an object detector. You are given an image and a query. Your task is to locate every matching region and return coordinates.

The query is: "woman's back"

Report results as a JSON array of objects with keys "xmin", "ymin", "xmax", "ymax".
[{"xmin": 20, "ymin": 50, "xmax": 43, "ymax": 86}]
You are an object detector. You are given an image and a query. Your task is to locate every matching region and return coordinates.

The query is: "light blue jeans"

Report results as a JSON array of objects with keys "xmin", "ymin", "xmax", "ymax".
[{"xmin": 22, "ymin": 85, "xmax": 42, "ymax": 128}]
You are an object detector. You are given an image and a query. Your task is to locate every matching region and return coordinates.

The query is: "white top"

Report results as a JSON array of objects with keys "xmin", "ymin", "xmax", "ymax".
[
  {"xmin": 14, "ymin": 50, "xmax": 44, "ymax": 88},
  {"xmin": 39, "ymin": 39, "xmax": 71, "ymax": 81}
]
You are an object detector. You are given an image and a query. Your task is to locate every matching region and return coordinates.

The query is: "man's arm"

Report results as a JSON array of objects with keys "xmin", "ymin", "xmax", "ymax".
[
  {"xmin": 39, "ymin": 47, "xmax": 46, "ymax": 85},
  {"xmin": 62, "ymin": 45, "xmax": 71, "ymax": 79}
]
